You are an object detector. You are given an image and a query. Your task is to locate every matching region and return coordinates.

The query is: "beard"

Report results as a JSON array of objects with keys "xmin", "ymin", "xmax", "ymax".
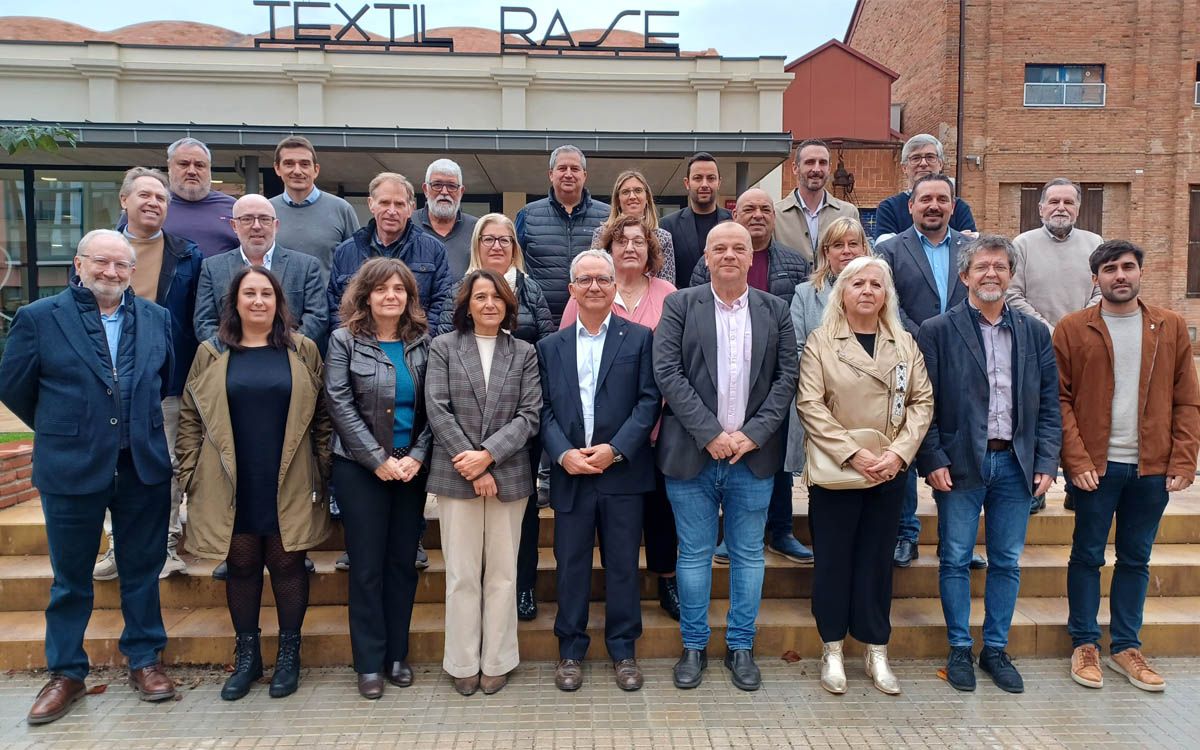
[
  {"xmin": 1044, "ymin": 216, "xmax": 1074, "ymax": 239},
  {"xmin": 975, "ymin": 287, "xmax": 1005, "ymax": 303},
  {"xmin": 428, "ymin": 198, "xmax": 459, "ymax": 221},
  {"xmin": 172, "ymin": 181, "xmax": 209, "ymax": 202},
  {"xmin": 1101, "ymin": 281, "xmax": 1139, "ymax": 304}
]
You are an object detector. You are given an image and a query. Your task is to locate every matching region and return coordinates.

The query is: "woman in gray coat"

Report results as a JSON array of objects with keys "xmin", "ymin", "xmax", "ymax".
[
  {"xmin": 426, "ymin": 268, "xmax": 541, "ymax": 697},
  {"xmin": 325, "ymin": 257, "xmax": 433, "ymax": 699},
  {"xmin": 785, "ymin": 217, "xmax": 871, "ymax": 472}
]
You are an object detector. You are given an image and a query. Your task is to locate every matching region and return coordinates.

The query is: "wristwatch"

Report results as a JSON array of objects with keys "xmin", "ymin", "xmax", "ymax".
[{"xmin": 612, "ymin": 449, "xmax": 625, "ymax": 464}]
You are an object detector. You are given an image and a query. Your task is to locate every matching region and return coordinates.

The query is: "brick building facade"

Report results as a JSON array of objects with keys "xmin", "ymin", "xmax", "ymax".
[{"xmin": 847, "ymin": 0, "xmax": 1200, "ymax": 332}]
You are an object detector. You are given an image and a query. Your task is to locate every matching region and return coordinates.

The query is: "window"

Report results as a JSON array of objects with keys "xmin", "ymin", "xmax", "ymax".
[
  {"xmin": 1194, "ymin": 63, "xmax": 1199, "ymax": 106},
  {"xmin": 1019, "ymin": 182, "xmax": 1104, "ymax": 235},
  {"xmin": 1024, "ymin": 64, "xmax": 1106, "ymax": 107},
  {"xmin": 1189, "ymin": 187, "xmax": 1200, "ymax": 296}
]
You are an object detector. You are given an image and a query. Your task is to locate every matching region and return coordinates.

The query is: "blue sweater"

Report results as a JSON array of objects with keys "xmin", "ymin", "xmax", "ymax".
[{"xmin": 873, "ymin": 192, "xmax": 977, "ymax": 240}]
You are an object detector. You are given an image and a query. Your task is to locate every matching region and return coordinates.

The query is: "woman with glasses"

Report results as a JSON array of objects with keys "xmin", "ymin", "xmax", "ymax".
[
  {"xmin": 591, "ymin": 170, "xmax": 676, "ymax": 284},
  {"xmin": 437, "ymin": 214, "xmax": 555, "ymax": 622},
  {"xmin": 560, "ymin": 215, "xmax": 681, "ymax": 620}
]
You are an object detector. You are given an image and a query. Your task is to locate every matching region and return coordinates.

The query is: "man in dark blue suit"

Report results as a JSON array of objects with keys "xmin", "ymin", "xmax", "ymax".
[
  {"xmin": 538, "ymin": 249, "xmax": 661, "ymax": 693},
  {"xmin": 875, "ymin": 173, "xmax": 982, "ymax": 570},
  {"xmin": 916, "ymin": 235, "xmax": 1061, "ymax": 694},
  {"xmin": 0, "ymin": 230, "xmax": 179, "ymax": 724},
  {"xmin": 659, "ymin": 152, "xmax": 732, "ymax": 288}
]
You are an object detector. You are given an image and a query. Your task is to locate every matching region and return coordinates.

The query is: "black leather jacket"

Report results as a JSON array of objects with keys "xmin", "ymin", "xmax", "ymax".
[{"xmin": 324, "ymin": 327, "xmax": 433, "ymax": 469}]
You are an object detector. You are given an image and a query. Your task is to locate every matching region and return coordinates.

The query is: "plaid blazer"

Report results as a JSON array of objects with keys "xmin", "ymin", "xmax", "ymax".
[{"xmin": 425, "ymin": 330, "xmax": 542, "ymax": 501}]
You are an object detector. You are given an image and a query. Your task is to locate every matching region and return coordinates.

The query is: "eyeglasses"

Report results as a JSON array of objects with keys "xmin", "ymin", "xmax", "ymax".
[
  {"xmin": 427, "ymin": 181, "xmax": 461, "ymax": 193},
  {"xmin": 480, "ymin": 235, "xmax": 513, "ymax": 248},
  {"xmin": 233, "ymin": 215, "xmax": 275, "ymax": 228},
  {"xmin": 906, "ymin": 153, "xmax": 941, "ymax": 165},
  {"xmin": 80, "ymin": 254, "xmax": 134, "ymax": 273},
  {"xmin": 572, "ymin": 275, "xmax": 615, "ymax": 288},
  {"xmin": 969, "ymin": 262, "xmax": 1011, "ymax": 274},
  {"xmin": 613, "ymin": 237, "xmax": 647, "ymax": 249},
  {"xmin": 618, "ymin": 187, "xmax": 647, "ymax": 199}
]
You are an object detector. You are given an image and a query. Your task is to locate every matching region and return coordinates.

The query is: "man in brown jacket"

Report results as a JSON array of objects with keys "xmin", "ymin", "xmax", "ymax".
[{"xmin": 1054, "ymin": 239, "xmax": 1200, "ymax": 693}]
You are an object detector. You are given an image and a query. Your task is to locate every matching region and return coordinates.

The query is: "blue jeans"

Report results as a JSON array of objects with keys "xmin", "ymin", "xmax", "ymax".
[
  {"xmin": 896, "ymin": 469, "xmax": 920, "ymax": 544},
  {"xmin": 935, "ymin": 449, "xmax": 1031, "ymax": 650},
  {"xmin": 41, "ymin": 452, "xmax": 170, "ymax": 681},
  {"xmin": 667, "ymin": 459, "xmax": 772, "ymax": 651},
  {"xmin": 1067, "ymin": 462, "xmax": 1169, "ymax": 654}
]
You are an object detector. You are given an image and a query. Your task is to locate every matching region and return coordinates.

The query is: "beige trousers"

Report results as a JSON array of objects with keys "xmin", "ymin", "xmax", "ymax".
[{"xmin": 439, "ymin": 494, "xmax": 528, "ymax": 678}]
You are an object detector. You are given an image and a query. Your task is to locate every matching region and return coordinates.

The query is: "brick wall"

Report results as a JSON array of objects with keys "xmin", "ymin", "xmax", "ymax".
[
  {"xmin": 0, "ymin": 443, "xmax": 35, "ymax": 510},
  {"xmin": 779, "ymin": 145, "xmax": 903, "ymax": 210}
]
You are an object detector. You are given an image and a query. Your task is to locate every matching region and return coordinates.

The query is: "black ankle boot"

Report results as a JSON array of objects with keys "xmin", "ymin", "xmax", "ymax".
[
  {"xmin": 269, "ymin": 631, "xmax": 302, "ymax": 698},
  {"xmin": 221, "ymin": 631, "xmax": 263, "ymax": 701},
  {"xmin": 658, "ymin": 576, "xmax": 681, "ymax": 621}
]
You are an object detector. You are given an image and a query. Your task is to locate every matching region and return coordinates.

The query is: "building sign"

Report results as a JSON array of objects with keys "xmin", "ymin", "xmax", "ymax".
[{"xmin": 252, "ymin": 2, "xmax": 680, "ymax": 55}]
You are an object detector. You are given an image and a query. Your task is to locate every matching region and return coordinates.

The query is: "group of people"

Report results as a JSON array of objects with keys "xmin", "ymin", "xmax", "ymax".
[{"xmin": 0, "ymin": 130, "xmax": 1196, "ymax": 726}]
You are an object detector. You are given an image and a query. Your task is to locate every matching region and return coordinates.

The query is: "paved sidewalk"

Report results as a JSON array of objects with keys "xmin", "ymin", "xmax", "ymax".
[{"xmin": 1, "ymin": 657, "xmax": 1194, "ymax": 749}]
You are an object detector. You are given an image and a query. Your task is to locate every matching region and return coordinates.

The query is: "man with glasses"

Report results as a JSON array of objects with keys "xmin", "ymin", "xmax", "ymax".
[
  {"xmin": 416, "ymin": 158, "xmax": 478, "ymax": 279},
  {"xmin": 0, "ymin": 230, "xmax": 180, "ymax": 723},
  {"xmin": 270, "ymin": 136, "xmax": 360, "ymax": 273},
  {"xmin": 874, "ymin": 134, "xmax": 977, "ymax": 243},
  {"xmin": 773, "ymin": 139, "xmax": 861, "ymax": 263}
]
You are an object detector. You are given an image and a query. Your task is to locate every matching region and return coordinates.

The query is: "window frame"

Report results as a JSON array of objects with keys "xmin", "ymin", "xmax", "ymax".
[{"xmin": 1023, "ymin": 64, "xmax": 1107, "ymax": 108}]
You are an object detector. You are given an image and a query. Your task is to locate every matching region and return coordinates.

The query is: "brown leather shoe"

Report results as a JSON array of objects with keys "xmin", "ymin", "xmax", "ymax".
[
  {"xmin": 27, "ymin": 675, "xmax": 86, "ymax": 725},
  {"xmin": 387, "ymin": 661, "xmax": 413, "ymax": 688},
  {"xmin": 357, "ymin": 673, "xmax": 385, "ymax": 699},
  {"xmin": 479, "ymin": 672, "xmax": 508, "ymax": 695},
  {"xmin": 614, "ymin": 658, "xmax": 644, "ymax": 691},
  {"xmin": 452, "ymin": 674, "xmax": 480, "ymax": 696},
  {"xmin": 555, "ymin": 659, "xmax": 583, "ymax": 692},
  {"xmin": 1109, "ymin": 648, "xmax": 1166, "ymax": 692},
  {"xmin": 1071, "ymin": 644, "xmax": 1103, "ymax": 689},
  {"xmin": 129, "ymin": 664, "xmax": 176, "ymax": 702}
]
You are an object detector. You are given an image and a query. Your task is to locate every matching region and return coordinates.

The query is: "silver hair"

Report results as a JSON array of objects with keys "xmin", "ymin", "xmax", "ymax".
[
  {"xmin": 119, "ymin": 167, "xmax": 169, "ymax": 199},
  {"xmin": 550, "ymin": 145, "xmax": 587, "ymax": 170},
  {"xmin": 956, "ymin": 234, "xmax": 1017, "ymax": 275},
  {"xmin": 425, "ymin": 158, "xmax": 463, "ymax": 184},
  {"xmin": 569, "ymin": 248, "xmax": 615, "ymax": 282},
  {"xmin": 166, "ymin": 137, "xmax": 212, "ymax": 162},
  {"xmin": 1038, "ymin": 177, "xmax": 1082, "ymax": 204},
  {"xmin": 820, "ymin": 256, "xmax": 903, "ymax": 337},
  {"xmin": 77, "ymin": 229, "xmax": 137, "ymax": 263},
  {"xmin": 900, "ymin": 133, "xmax": 945, "ymax": 163}
]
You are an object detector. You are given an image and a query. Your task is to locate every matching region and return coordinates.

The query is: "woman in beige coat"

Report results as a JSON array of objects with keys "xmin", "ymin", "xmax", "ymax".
[
  {"xmin": 796, "ymin": 255, "xmax": 933, "ymax": 697},
  {"xmin": 177, "ymin": 266, "xmax": 332, "ymax": 702}
]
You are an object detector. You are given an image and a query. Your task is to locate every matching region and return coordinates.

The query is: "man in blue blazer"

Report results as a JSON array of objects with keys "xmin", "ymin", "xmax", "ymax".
[
  {"xmin": 0, "ymin": 230, "xmax": 179, "ymax": 724},
  {"xmin": 916, "ymin": 235, "xmax": 1061, "ymax": 695},
  {"xmin": 538, "ymin": 249, "xmax": 661, "ymax": 693},
  {"xmin": 659, "ymin": 152, "xmax": 733, "ymax": 288},
  {"xmin": 875, "ymin": 173, "xmax": 979, "ymax": 569}
]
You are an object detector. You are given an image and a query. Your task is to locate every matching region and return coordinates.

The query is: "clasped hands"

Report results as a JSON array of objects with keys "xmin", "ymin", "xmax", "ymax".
[
  {"xmin": 373, "ymin": 455, "xmax": 421, "ymax": 483},
  {"xmin": 705, "ymin": 431, "xmax": 757, "ymax": 464},
  {"xmin": 449, "ymin": 449, "xmax": 497, "ymax": 497},
  {"xmin": 849, "ymin": 448, "xmax": 904, "ymax": 483},
  {"xmin": 561, "ymin": 443, "xmax": 617, "ymax": 475}
]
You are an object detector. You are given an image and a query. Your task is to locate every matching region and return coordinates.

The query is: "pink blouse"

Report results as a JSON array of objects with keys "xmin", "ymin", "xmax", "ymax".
[{"xmin": 559, "ymin": 276, "xmax": 677, "ymax": 332}]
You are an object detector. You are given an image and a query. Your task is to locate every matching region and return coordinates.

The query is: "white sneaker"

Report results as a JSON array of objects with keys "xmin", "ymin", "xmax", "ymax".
[
  {"xmin": 93, "ymin": 548, "xmax": 118, "ymax": 581},
  {"xmin": 159, "ymin": 549, "xmax": 188, "ymax": 579}
]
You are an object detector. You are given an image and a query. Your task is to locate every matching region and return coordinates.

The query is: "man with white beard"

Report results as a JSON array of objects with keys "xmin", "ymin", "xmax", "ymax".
[{"xmin": 415, "ymin": 158, "xmax": 479, "ymax": 279}]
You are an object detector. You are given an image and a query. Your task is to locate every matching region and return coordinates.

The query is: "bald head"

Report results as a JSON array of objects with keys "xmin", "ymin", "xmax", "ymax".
[
  {"xmin": 230, "ymin": 193, "xmax": 279, "ymax": 259},
  {"xmin": 704, "ymin": 220, "xmax": 754, "ymax": 291},
  {"xmin": 733, "ymin": 188, "xmax": 776, "ymax": 251}
]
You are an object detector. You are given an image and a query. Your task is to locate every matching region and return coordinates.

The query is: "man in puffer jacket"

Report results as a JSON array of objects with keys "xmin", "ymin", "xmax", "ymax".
[{"xmin": 515, "ymin": 145, "xmax": 609, "ymax": 323}]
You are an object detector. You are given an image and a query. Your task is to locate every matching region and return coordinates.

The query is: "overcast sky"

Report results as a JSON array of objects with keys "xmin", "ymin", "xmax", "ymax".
[{"xmin": 0, "ymin": 0, "xmax": 857, "ymax": 60}]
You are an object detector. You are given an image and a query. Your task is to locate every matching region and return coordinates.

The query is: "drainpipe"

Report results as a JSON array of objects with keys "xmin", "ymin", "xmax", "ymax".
[{"xmin": 955, "ymin": 0, "xmax": 966, "ymax": 186}]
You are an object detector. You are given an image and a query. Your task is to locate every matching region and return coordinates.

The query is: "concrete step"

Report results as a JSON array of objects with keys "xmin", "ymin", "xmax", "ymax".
[
  {"xmin": 4, "ymin": 488, "xmax": 1199, "ymax": 556},
  {"xmin": 5, "ymin": 542, "xmax": 1200, "ymax": 612},
  {"xmin": 0, "ymin": 596, "xmax": 1195, "ymax": 671}
]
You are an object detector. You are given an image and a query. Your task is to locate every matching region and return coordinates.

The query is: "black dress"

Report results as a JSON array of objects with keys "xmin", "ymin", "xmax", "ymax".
[{"xmin": 227, "ymin": 345, "xmax": 292, "ymax": 535}]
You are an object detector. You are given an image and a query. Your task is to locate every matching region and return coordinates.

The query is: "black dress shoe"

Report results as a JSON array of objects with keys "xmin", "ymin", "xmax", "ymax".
[
  {"xmin": 304, "ymin": 556, "xmax": 316, "ymax": 574},
  {"xmin": 723, "ymin": 649, "xmax": 761, "ymax": 691},
  {"xmin": 1064, "ymin": 486, "xmax": 1076, "ymax": 511},
  {"xmin": 387, "ymin": 661, "xmax": 413, "ymax": 687},
  {"xmin": 1030, "ymin": 494, "xmax": 1046, "ymax": 514},
  {"xmin": 673, "ymin": 648, "xmax": 707, "ymax": 689},
  {"xmin": 657, "ymin": 576, "xmax": 681, "ymax": 621},
  {"xmin": 358, "ymin": 673, "xmax": 385, "ymax": 699},
  {"xmin": 212, "ymin": 560, "xmax": 228, "ymax": 581},
  {"xmin": 517, "ymin": 588, "xmax": 537, "ymax": 621},
  {"xmin": 969, "ymin": 553, "xmax": 988, "ymax": 570},
  {"xmin": 893, "ymin": 539, "xmax": 918, "ymax": 568}
]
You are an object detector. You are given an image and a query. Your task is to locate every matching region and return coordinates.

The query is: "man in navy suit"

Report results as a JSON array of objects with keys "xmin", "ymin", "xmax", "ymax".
[
  {"xmin": 875, "ymin": 173, "xmax": 984, "ymax": 570},
  {"xmin": 659, "ymin": 152, "xmax": 732, "ymax": 288},
  {"xmin": 0, "ymin": 230, "xmax": 179, "ymax": 724},
  {"xmin": 916, "ymin": 235, "xmax": 1060, "ymax": 694},
  {"xmin": 538, "ymin": 249, "xmax": 661, "ymax": 693}
]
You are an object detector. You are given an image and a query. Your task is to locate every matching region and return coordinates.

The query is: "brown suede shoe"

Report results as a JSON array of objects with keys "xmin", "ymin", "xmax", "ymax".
[
  {"xmin": 614, "ymin": 658, "xmax": 644, "ymax": 691},
  {"xmin": 452, "ymin": 674, "xmax": 480, "ymax": 696},
  {"xmin": 129, "ymin": 664, "xmax": 176, "ymax": 701},
  {"xmin": 555, "ymin": 659, "xmax": 583, "ymax": 692},
  {"xmin": 479, "ymin": 672, "xmax": 508, "ymax": 695},
  {"xmin": 1108, "ymin": 648, "xmax": 1165, "ymax": 692},
  {"xmin": 1071, "ymin": 644, "xmax": 1103, "ymax": 689},
  {"xmin": 27, "ymin": 675, "xmax": 86, "ymax": 725}
]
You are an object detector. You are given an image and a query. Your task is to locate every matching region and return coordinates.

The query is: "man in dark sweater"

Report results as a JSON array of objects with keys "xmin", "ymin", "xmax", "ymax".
[
  {"xmin": 874, "ymin": 134, "xmax": 977, "ymax": 243},
  {"xmin": 660, "ymin": 152, "xmax": 732, "ymax": 289}
]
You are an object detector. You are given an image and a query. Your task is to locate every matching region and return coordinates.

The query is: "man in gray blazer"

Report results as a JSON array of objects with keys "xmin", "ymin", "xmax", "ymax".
[
  {"xmin": 875, "ymin": 174, "xmax": 983, "ymax": 571},
  {"xmin": 653, "ymin": 222, "xmax": 798, "ymax": 693},
  {"xmin": 194, "ymin": 194, "xmax": 329, "ymax": 350}
]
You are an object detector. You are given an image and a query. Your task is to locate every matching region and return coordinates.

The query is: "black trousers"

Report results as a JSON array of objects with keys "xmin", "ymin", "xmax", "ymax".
[
  {"xmin": 516, "ymin": 437, "xmax": 542, "ymax": 591},
  {"xmin": 553, "ymin": 486, "xmax": 644, "ymax": 661},
  {"xmin": 808, "ymin": 474, "xmax": 905, "ymax": 645},
  {"xmin": 642, "ymin": 468, "xmax": 678, "ymax": 575},
  {"xmin": 333, "ymin": 456, "xmax": 426, "ymax": 673}
]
